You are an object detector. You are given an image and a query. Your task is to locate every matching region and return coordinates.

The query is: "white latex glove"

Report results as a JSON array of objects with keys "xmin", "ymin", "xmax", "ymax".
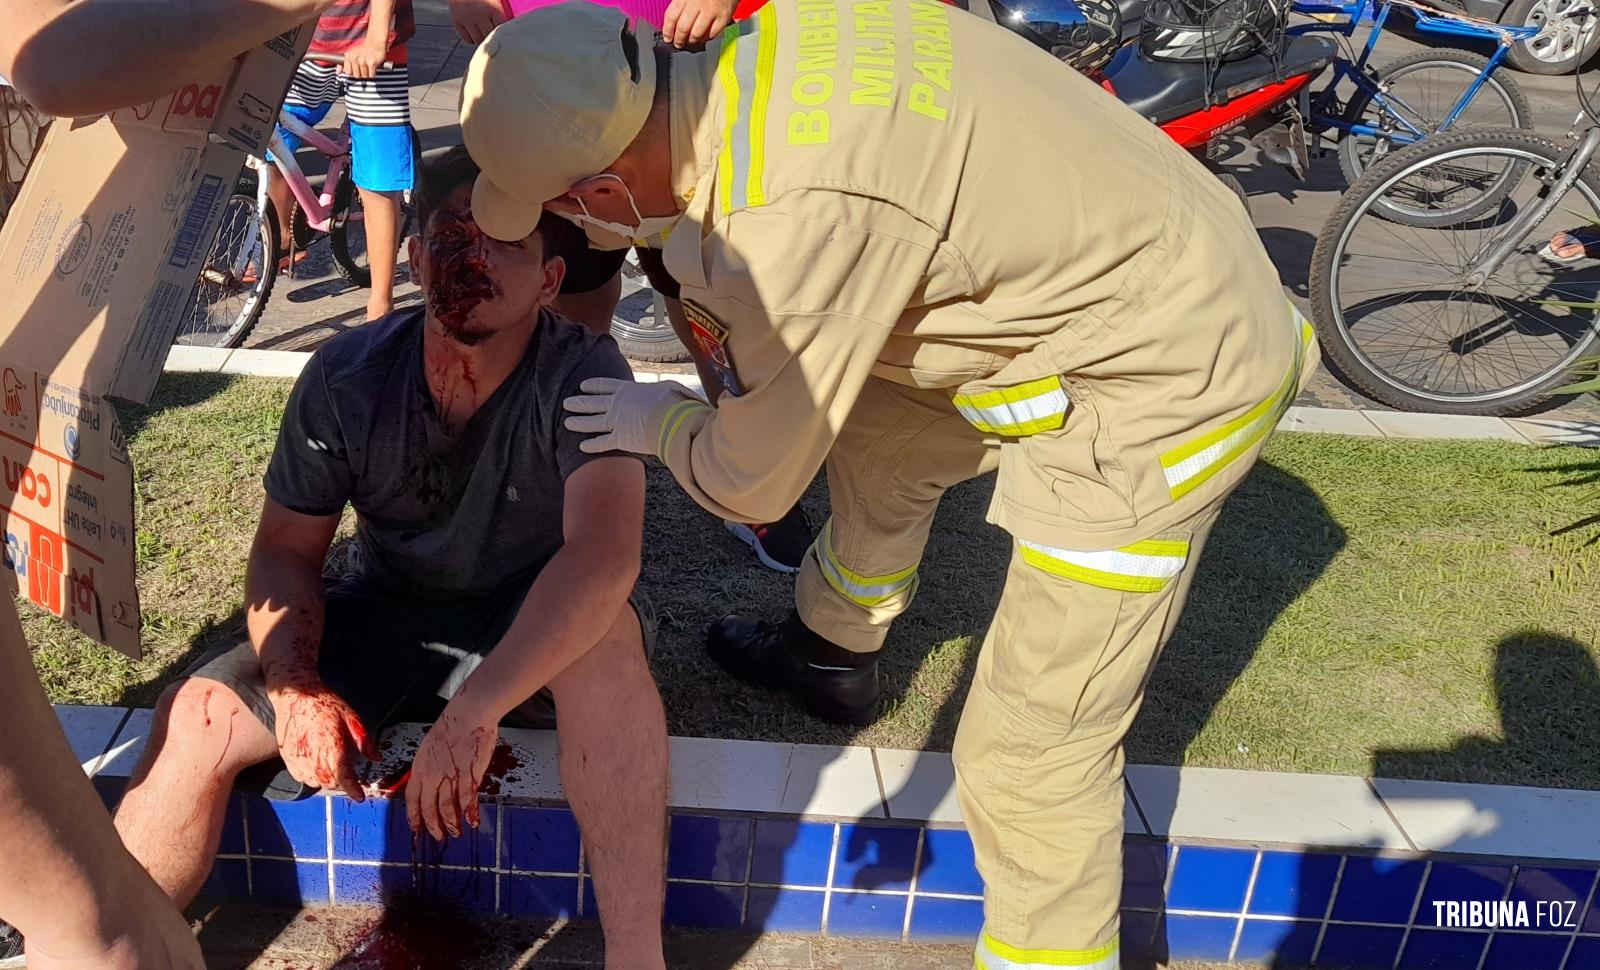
[{"xmin": 563, "ymin": 378, "xmax": 704, "ymax": 456}]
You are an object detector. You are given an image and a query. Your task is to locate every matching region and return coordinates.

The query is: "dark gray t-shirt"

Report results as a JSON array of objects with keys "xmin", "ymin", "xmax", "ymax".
[{"xmin": 264, "ymin": 307, "xmax": 637, "ymax": 598}]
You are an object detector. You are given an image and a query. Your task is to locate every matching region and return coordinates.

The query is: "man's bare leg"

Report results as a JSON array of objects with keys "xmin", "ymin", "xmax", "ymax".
[
  {"xmin": 114, "ymin": 677, "xmax": 281, "ymax": 906},
  {"xmin": 360, "ymin": 186, "xmax": 402, "ymax": 321},
  {"xmin": 553, "ymin": 267, "xmax": 623, "ymax": 335},
  {"xmin": 548, "ymin": 606, "xmax": 668, "ymax": 970}
]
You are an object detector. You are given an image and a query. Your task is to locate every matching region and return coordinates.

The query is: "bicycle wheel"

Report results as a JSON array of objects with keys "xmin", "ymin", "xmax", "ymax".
[
  {"xmin": 175, "ymin": 188, "xmax": 277, "ymax": 349},
  {"xmin": 1337, "ymin": 49, "xmax": 1533, "ymax": 227},
  {"xmin": 1311, "ymin": 128, "xmax": 1600, "ymax": 415}
]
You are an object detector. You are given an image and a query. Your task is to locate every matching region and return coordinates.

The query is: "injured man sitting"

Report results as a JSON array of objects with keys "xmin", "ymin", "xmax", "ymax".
[{"xmin": 110, "ymin": 146, "xmax": 672, "ymax": 968}]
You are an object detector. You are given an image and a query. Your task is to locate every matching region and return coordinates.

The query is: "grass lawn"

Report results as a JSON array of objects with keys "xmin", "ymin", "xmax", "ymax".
[{"xmin": 27, "ymin": 373, "xmax": 1600, "ymax": 789}]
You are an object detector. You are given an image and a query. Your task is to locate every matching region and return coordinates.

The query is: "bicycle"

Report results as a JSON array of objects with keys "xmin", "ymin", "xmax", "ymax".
[
  {"xmin": 1307, "ymin": 34, "xmax": 1600, "ymax": 415},
  {"xmin": 1290, "ymin": 0, "xmax": 1540, "ymax": 225},
  {"xmin": 176, "ymin": 53, "xmax": 416, "ymax": 349}
]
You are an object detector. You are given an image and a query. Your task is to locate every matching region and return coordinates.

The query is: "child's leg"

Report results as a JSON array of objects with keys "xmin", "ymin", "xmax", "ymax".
[
  {"xmin": 358, "ymin": 187, "xmax": 403, "ymax": 319},
  {"xmin": 342, "ymin": 62, "xmax": 414, "ymax": 321}
]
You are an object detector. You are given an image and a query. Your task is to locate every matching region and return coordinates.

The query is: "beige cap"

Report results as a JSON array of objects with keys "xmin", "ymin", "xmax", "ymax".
[{"xmin": 461, "ymin": 3, "xmax": 657, "ymax": 241}]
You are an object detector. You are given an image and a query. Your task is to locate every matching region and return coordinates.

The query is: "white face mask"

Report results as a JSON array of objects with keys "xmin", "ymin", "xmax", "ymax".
[{"xmin": 561, "ymin": 174, "xmax": 680, "ymax": 242}]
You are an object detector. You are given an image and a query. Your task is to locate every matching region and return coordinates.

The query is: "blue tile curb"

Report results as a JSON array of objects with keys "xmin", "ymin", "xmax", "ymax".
[{"xmin": 62, "ymin": 707, "xmax": 1600, "ymax": 965}]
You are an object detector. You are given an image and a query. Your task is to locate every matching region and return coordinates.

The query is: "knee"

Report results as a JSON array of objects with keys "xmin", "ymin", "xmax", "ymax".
[
  {"xmin": 154, "ymin": 678, "xmax": 249, "ymax": 754},
  {"xmin": 548, "ymin": 608, "xmax": 655, "ymax": 707}
]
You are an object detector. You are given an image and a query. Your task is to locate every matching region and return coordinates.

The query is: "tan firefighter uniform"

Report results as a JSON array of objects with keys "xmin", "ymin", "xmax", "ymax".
[{"xmin": 463, "ymin": 2, "xmax": 1317, "ymax": 965}]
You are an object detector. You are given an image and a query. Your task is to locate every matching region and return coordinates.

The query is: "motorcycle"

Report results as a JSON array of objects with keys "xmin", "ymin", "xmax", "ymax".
[{"xmin": 974, "ymin": 0, "xmax": 1338, "ymax": 213}]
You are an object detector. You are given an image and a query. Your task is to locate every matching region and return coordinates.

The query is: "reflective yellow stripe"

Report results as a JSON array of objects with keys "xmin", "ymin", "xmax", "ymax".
[
  {"xmin": 817, "ymin": 520, "xmax": 918, "ymax": 606},
  {"xmin": 1159, "ymin": 308, "xmax": 1314, "ymax": 500},
  {"xmin": 714, "ymin": 10, "xmax": 776, "ymax": 214},
  {"xmin": 976, "ymin": 931, "xmax": 1120, "ymax": 970},
  {"xmin": 657, "ymin": 399, "xmax": 710, "ymax": 457},
  {"xmin": 1018, "ymin": 537, "xmax": 1189, "ymax": 593},
  {"xmin": 715, "ymin": 22, "xmax": 741, "ymax": 215},
  {"xmin": 953, "ymin": 376, "xmax": 1069, "ymax": 436},
  {"xmin": 745, "ymin": 4, "xmax": 777, "ymax": 208}
]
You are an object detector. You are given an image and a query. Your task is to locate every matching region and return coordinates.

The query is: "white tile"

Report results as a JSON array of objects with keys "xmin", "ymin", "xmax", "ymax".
[
  {"xmin": 1125, "ymin": 764, "xmax": 1410, "ymax": 849},
  {"xmin": 669, "ymin": 736, "xmax": 794, "ymax": 814},
  {"xmin": 877, "ymin": 748, "xmax": 961, "ymax": 824},
  {"xmin": 1372, "ymin": 778, "xmax": 1600, "ymax": 861},
  {"xmin": 219, "ymin": 349, "xmax": 312, "ymax": 379},
  {"xmin": 875, "ymin": 747, "xmax": 1146, "ymax": 833},
  {"xmin": 1124, "ymin": 780, "xmax": 1148, "ymax": 836},
  {"xmin": 96, "ymin": 707, "xmax": 154, "ymax": 778},
  {"xmin": 1362, "ymin": 411, "xmax": 1528, "ymax": 442},
  {"xmin": 784, "ymin": 743, "xmax": 885, "ymax": 819},
  {"xmin": 667, "ymin": 737, "xmax": 886, "ymax": 818},
  {"xmin": 163, "ymin": 345, "xmax": 231, "ymax": 373},
  {"xmin": 53, "ymin": 705, "xmax": 128, "ymax": 775},
  {"xmin": 1277, "ymin": 406, "xmax": 1384, "ymax": 437},
  {"xmin": 1507, "ymin": 419, "xmax": 1600, "ymax": 448},
  {"xmin": 483, "ymin": 726, "xmax": 565, "ymax": 801}
]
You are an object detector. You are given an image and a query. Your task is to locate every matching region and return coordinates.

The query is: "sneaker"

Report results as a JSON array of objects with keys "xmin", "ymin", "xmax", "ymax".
[
  {"xmin": 724, "ymin": 505, "xmax": 814, "ymax": 573},
  {"xmin": 0, "ymin": 921, "xmax": 24, "ymax": 968}
]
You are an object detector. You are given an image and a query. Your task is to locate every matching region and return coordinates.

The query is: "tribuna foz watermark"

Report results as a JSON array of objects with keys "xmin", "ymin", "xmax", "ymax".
[{"xmin": 1433, "ymin": 900, "xmax": 1581, "ymax": 929}]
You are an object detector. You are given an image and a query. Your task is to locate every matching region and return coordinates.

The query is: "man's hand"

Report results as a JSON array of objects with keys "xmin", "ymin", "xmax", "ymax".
[
  {"xmin": 405, "ymin": 710, "xmax": 497, "ymax": 841},
  {"xmin": 343, "ymin": 39, "xmax": 389, "ymax": 79},
  {"xmin": 449, "ymin": 0, "xmax": 506, "ymax": 44},
  {"xmin": 661, "ymin": 0, "xmax": 738, "ymax": 47},
  {"xmin": 269, "ymin": 683, "xmax": 378, "ymax": 800},
  {"xmin": 563, "ymin": 378, "xmax": 705, "ymax": 456}
]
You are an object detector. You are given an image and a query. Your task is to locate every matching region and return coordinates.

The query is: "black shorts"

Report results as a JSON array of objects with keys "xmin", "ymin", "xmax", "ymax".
[
  {"xmin": 183, "ymin": 578, "xmax": 657, "ymax": 799},
  {"xmin": 554, "ymin": 235, "xmax": 682, "ymax": 302}
]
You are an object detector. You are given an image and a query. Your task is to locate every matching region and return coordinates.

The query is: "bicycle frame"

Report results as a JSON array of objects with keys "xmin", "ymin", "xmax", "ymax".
[
  {"xmin": 1290, "ymin": 0, "xmax": 1540, "ymax": 148},
  {"xmin": 266, "ymin": 108, "xmax": 351, "ymax": 233}
]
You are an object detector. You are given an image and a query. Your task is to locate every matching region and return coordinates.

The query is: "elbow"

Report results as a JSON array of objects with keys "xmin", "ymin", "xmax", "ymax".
[{"xmin": 10, "ymin": 62, "xmax": 108, "ymax": 118}]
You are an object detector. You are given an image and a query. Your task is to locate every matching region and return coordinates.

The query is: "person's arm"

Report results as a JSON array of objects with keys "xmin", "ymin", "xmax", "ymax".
[
  {"xmin": 0, "ymin": 0, "xmax": 335, "ymax": 117},
  {"xmin": 661, "ymin": 0, "xmax": 739, "ymax": 48},
  {"xmin": 244, "ymin": 500, "xmax": 375, "ymax": 801},
  {"xmin": 404, "ymin": 455, "xmax": 645, "ymax": 840},
  {"xmin": 448, "ymin": 0, "xmax": 506, "ymax": 44},
  {"xmin": 343, "ymin": 0, "xmax": 397, "ymax": 79},
  {"xmin": 0, "ymin": 599, "xmax": 204, "ymax": 969},
  {"xmin": 567, "ymin": 194, "xmax": 939, "ymax": 524},
  {"xmin": 247, "ymin": 353, "xmax": 375, "ymax": 799}
]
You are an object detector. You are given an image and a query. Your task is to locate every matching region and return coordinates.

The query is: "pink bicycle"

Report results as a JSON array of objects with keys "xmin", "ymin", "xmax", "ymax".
[{"xmin": 177, "ymin": 52, "xmax": 416, "ymax": 348}]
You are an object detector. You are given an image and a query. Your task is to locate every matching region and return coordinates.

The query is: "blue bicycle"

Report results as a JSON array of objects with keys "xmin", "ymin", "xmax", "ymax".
[{"xmin": 1291, "ymin": 0, "xmax": 1542, "ymax": 224}]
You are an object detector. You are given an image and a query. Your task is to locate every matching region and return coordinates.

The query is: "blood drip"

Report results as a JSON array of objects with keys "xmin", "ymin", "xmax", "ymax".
[
  {"xmin": 477, "ymin": 742, "xmax": 522, "ymax": 797},
  {"xmin": 425, "ymin": 208, "xmax": 500, "ymax": 333},
  {"xmin": 330, "ymin": 912, "xmax": 482, "ymax": 969}
]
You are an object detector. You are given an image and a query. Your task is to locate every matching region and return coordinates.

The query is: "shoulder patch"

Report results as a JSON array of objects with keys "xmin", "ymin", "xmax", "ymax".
[{"xmin": 682, "ymin": 300, "xmax": 745, "ymax": 402}]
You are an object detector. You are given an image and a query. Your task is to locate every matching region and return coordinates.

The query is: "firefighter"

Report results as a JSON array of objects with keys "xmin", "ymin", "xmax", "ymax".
[{"xmin": 459, "ymin": 3, "xmax": 1316, "ymax": 966}]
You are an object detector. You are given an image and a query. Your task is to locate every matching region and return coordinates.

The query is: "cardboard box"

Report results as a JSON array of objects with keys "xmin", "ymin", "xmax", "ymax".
[{"xmin": 0, "ymin": 27, "xmax": 310, "ymax": 658}]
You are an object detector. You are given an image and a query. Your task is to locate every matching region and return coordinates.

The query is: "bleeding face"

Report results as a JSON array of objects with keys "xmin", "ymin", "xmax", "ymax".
[{"xmin": 408, "ymin": 185, "xmax": 564, "ymax": 344}]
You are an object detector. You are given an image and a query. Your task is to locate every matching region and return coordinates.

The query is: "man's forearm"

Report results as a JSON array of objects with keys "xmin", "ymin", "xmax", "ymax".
[
  {"xmin": 447, "ymin": 546, "xmax": 638, "ymax": 724},
  {"xmin": 3, "ymin": 0, "xmax": 332, "ymax": 117},
  {"xmin": 245, "ymin": 550, "xmax": 327, "ymax": 692}
]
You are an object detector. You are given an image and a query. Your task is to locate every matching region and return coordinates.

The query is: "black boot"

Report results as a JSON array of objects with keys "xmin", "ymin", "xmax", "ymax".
[{"xmin": 705, "ymin": 613, "xmax": 880, "ymax": 726}]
